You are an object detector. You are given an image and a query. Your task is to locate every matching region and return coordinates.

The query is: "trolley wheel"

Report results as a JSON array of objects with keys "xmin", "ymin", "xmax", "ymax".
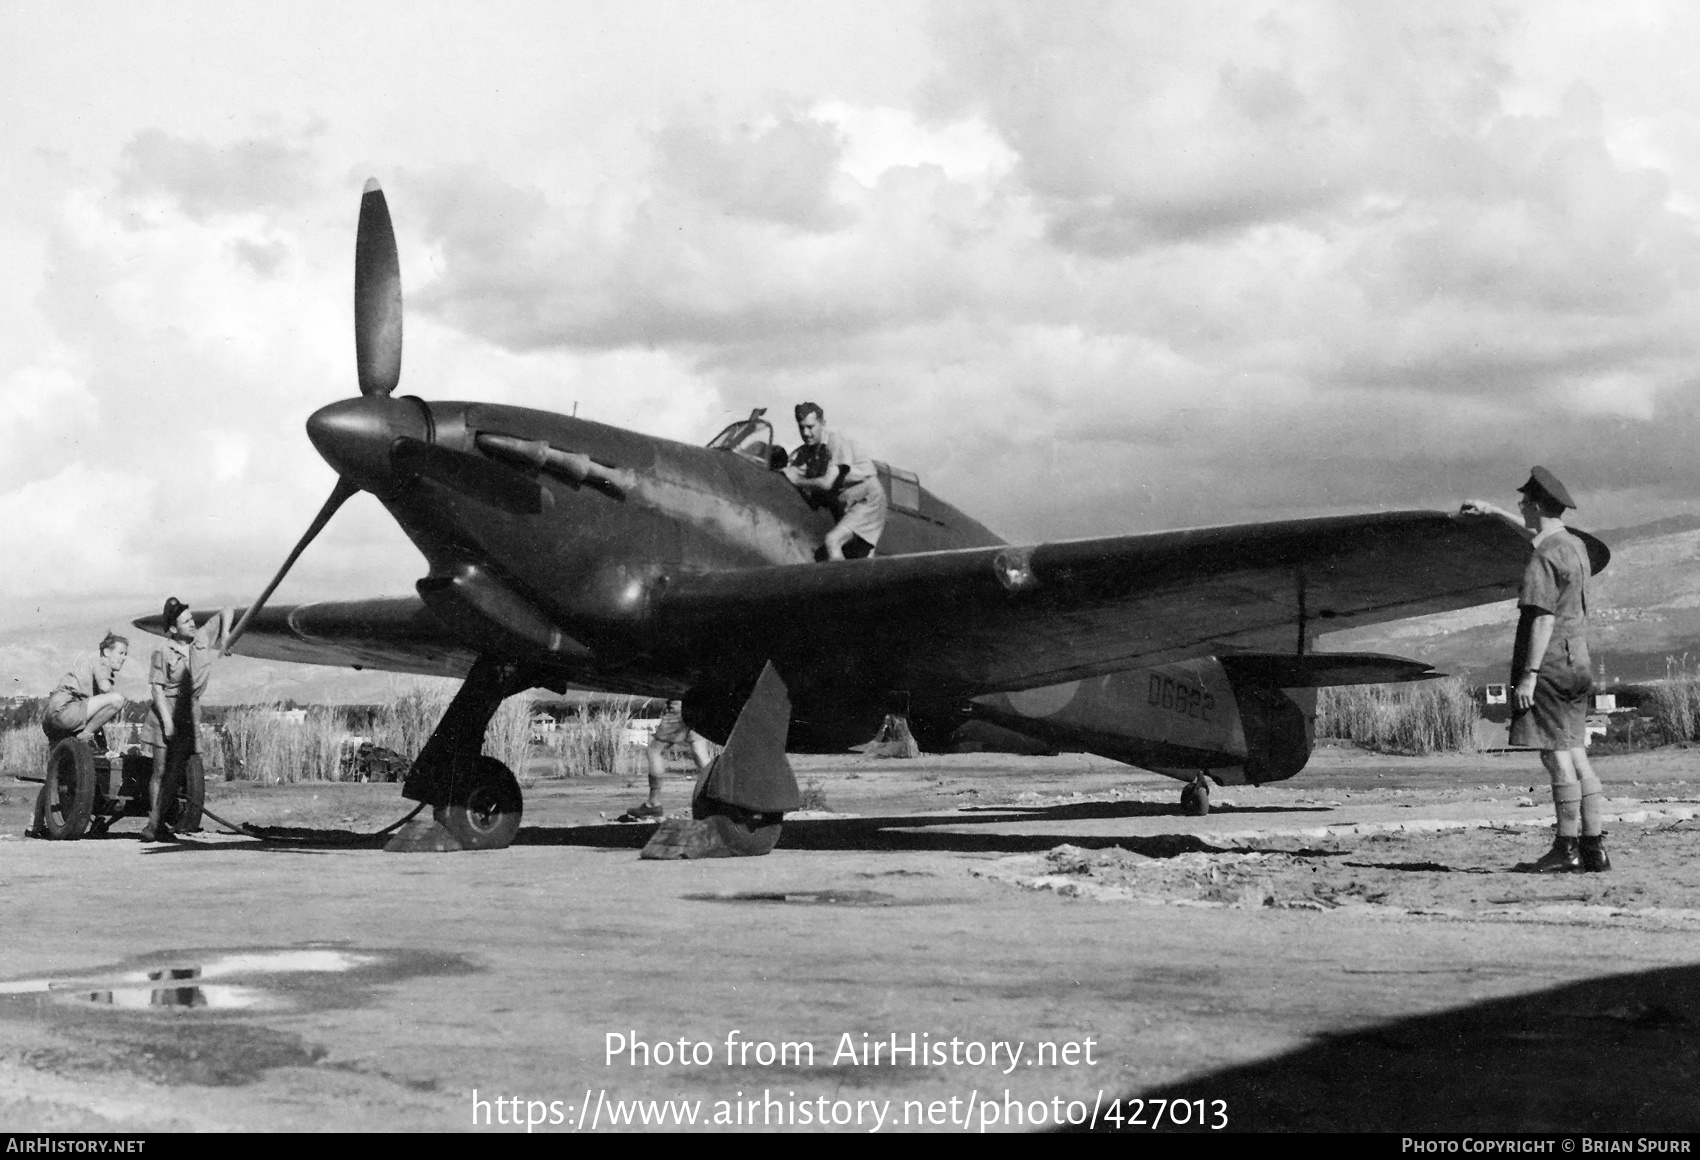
[
  {"xmin": 436, "ymin": 756, "xmax": 523, "ymax": 850},
  {"xmin": 1180, "ymin": 777, "xmax": 1211, "ymax": 817},
  {"xmin": 166, "ymin": 754, "xmax": 206, "ymax": 833},
  {"xmin": 40, "ymin": 738, "xmax": 97, "ymax": 840}
]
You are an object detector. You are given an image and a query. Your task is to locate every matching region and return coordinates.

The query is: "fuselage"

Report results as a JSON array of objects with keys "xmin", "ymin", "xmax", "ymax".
[{"xmin": 305, "ymin": 395, "xmax": 1312, "ymax": 780}]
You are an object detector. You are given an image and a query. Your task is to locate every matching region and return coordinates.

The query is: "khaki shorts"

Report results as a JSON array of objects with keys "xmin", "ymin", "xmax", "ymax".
[
  {"xmin": 1509, "ymin": 649, "xmax": 1592, "ymax": 750},
  {"xmin": 832, "ymin": 477, "xmax": 888, "ymax": 548},
  {"xmin": 42, "ymin": 697, "xmax": 88, "ymax": 740},
  {"xmin": 653, "ymin": 711, "xmax": 693, "ymax": 746}
]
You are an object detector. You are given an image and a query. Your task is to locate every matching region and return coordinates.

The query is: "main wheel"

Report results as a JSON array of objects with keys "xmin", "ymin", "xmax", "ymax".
[
  {"xmin": 40, "ymin": 738, "xmax": 96, "ymax": 840},
  {"xmin": 436, "ymin": 756, "xmax": 523, "ymax": 850},
  {"xmin": 1180, "ymin": 777, "xmax": 1211, "ymax": 817},
  {"xmin": 166, "ymin": 754, "xmax": 205, "ymax": 833}
]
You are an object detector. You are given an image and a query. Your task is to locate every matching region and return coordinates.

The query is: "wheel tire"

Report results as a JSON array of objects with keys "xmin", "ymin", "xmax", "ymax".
[
  {"xmin": 41, "ymin": 739, "xmax": 96, "ymax": 840},
  {"xmin": 167, "ymin": 754, "xmax": 205, "ymax": 833},
  {"xmin": 1180, "ymin": 779, "xmax": 1211, "ymax": 817},
  {"xmin": 436, "ymin": 756, "xmax": 523, "ymax": 850}
]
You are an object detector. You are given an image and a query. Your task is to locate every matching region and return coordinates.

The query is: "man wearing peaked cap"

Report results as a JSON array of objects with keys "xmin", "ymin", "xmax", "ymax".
[
  {"xmin": 1519, "ymin": 465, "xmax": 1575, "ymax": 511},
  {"xmin": 1462, "ymin": 468, "xmax": 1606, "ymax": 874}
]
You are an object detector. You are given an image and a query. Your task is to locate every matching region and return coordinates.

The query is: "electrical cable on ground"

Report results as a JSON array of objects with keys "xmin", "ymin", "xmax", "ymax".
[{"xmin": 199, "ymin": 800, "xmax": 426, "ymax": 845}]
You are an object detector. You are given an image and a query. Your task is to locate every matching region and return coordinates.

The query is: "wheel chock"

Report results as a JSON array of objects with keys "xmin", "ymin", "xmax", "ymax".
[
  {"xmin": 383, "ymin": 816, "xmax": 466, "ymax": 853},
  {"xmin": 640, "ymin": 812, "xmax": 782, "ymax": 860}
]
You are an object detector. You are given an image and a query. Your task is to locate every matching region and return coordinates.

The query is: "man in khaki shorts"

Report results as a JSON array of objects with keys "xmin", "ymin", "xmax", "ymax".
[
  {"xmin": 619, "ymin": 700, "xmax": 713, "ymax": 822},
  {"xmin": 783, "ymin": 402, "xmax": 888, "ymax": 560},
  {"xmin": 1464, "ymin": 467, "xmax": 1606, "ymax": 873},
  {"xmin": 42, "ymin": 631, "xmax": 130, "ymax": 748},
  {"xmin": 141, "ymin": 597, "xmax": 232, "ymax": 842}
]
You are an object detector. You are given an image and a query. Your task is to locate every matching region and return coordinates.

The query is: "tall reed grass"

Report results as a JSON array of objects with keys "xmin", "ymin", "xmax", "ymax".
[
  {"xmin": 221, "ymin": 705, "xmax": 345, "ymax": 782},
  {"xmin": 1642, "ymin": 660, "xmax": 1700, "ymax": 745},
  {"xmin": 0, "ymin": 703, "xmax": 47, "ymax": 774},
  {"xmin": 368, "ymin": 680, "xmax": 455, "ymax": 764},
  {"xmin": 0, "ymin": 709, "xmax": 225, "ymax": 776},
  {"xmin": 219, "ymin": 680, "xmax": 536, "ymax": 784},
  {"xmin": 1315, "ymin": 676, "xmax": 1479, "ymax": 755},
  {"xmin": 535, "ymin": 698, "xmax": 643, "ymax": 778}
]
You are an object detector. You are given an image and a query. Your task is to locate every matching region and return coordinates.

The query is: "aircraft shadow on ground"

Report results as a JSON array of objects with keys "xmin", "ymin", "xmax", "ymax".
[
  {"xmin": 120, "ymin": 799, "xmax": 1328, "ymax": 856},
  {"xmin": 516, "ymin": 798, "xmax": 1323, "ymax": 857},
  {"xmin": 1067, "ymin": 962, "xmax": 1700, "ymax": 1133}
]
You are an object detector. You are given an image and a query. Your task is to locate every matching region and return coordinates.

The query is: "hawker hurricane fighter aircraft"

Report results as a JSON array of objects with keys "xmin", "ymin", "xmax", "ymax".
[{"xmin": 137, "ymin": 181, "xmax": 1605, "ymax": 856}]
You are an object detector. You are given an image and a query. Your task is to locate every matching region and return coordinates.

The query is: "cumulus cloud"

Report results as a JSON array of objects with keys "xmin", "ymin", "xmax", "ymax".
[
  {"xmin": 117, "ymin": 127, "xmax": 319, "ymax": 220},
  {"xmin": 8, "ymin": 2, "xmax": 1700, "ymax": 687},
  {"xmin": 656, "ymin": 112, "xmax": 853, "ymax": 232}
]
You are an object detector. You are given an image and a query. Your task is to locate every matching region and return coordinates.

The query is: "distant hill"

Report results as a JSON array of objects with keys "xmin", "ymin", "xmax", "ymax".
[
  {"xmin": 1589, "ymin": 514, "xmax": 1700, "ymax": 547},
  {"xmin": 1325, "ymin": 519, "xmax": 1700, "ymax": 683},
  {"xmin": 0, "ymin": 617, "xmax": 448, "ymax": 706}
]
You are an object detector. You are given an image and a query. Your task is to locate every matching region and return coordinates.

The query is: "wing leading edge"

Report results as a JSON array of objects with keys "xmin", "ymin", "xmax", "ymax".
[
  {"xmin": 136, "ymin": 511, "xmax": 1534, "ymax": 697},
  {"xmin": 650, "ymin": 510, "xmax": 1533, "ymax": 696},
  {"xmin": 134, "ymin": 597, "xmax": 475, "ymax": 679}
]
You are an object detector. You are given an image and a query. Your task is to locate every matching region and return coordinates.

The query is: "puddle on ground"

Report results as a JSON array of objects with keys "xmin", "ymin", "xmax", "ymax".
[
  {"xmin": 0, "ymin": 944, "xmax": 477, "ymax": 1087},
  {"xmin": 2, "ymin": 948, "xmax": 385, "ymax": 1013},
  {"xmin": 685, "ymin": 889, "xmax": 898, "ymax": 906},
  {"xmin": 69, "ymin": 984, "xmax": 268, "ymax": 1010}
]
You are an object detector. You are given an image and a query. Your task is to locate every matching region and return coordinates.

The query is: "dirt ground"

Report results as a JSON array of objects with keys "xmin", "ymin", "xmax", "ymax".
[{"xmin": 2, "ymin": 743, "xmax": 1699, "ymax": 1133}]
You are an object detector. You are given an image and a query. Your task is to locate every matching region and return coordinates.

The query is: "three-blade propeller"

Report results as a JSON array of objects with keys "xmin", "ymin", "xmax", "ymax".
[{"xmin": 224, "ymin": 179, "xmax": 406, "ymax": 655}]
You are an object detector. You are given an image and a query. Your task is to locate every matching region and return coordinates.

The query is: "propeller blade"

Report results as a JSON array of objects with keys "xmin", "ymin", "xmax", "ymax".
[
  {"xmin": 222, "ymin": 476, "xmax": 361, "ymax": 655},
  {"xmin": 354, "ymin": 178, "xmax": 403, "ymax": 397},
  {"xmin": 392, "ymin": 438, "xmax": 545, "ymax": 515}
]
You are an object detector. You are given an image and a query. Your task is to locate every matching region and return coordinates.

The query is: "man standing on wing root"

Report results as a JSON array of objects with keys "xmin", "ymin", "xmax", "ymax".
[{"xmin": 783, "ymin": 402, "xmax": 887, "ymax": 561}]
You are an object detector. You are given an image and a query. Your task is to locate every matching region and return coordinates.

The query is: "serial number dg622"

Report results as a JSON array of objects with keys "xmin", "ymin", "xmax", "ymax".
[{"xmin": 1148, "ymin": 674, "xmax": 1216, "ymax": 723}]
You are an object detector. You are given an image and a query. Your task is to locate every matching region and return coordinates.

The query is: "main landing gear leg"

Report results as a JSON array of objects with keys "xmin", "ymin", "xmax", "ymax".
[
  {"xmin": 1180, "ymin": 772, "xmax": 1212, "ymax": 817},
  {"xmin": 385, "ymin": 655, "xmax": 536, "ymax": 853},
  {"xmin": 642, "ymin": 661, "xmax": 801, "ymax": 859}
]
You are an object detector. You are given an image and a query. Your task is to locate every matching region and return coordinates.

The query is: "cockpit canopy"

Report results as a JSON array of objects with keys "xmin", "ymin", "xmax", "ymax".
[{"xmin": 706, "ymin": 408, "xmax": 783, "ymax": 469}]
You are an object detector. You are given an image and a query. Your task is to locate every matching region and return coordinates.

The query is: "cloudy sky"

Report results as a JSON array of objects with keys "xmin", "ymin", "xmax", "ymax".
[{"xmin": 5, "ymin": 1, "xmax": 1700, "ymax": 696}]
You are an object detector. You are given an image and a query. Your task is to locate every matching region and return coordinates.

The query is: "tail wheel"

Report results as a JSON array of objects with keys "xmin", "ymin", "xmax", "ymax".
[
  {"xmin": 166, "ymin": 754, "xmax": 206, "ymax": 833},
  {"xmin": 1180, "ymin": 776, "xmax": 1211, "ymax": 817},
  {"xmin": 436, "ymin": 756, "xmax": 523, "ymax": 850},
  {"xmin": 41, "ymin": 739, "xmax": 96, "ymax": 840}
]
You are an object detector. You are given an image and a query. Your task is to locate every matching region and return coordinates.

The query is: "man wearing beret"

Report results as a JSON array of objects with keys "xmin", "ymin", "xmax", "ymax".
[{"xmin": 1463, "ymin": 468, "xmax": 1607, "ymax": 873}]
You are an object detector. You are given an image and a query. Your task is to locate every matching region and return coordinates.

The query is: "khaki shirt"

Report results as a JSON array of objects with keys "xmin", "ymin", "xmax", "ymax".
[
  {"xmin": 144, "ymin": 619, "xmax": 221, "ymax": 750},
  {"xmin": 1512, "ymin": 526, "xmax": 1591, "ymax": 677},
  {"xmin": 823, "ymin": 428, "xmax": 876, "ymax": 488},
  {"xmin": 45, "ymin": 656, "xmax": 118, "ymax": 714}
]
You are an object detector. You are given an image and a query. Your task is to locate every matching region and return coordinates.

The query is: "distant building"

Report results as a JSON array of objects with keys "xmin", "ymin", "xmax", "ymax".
[{"xmin": 625, "ymin": 718, "xmax": 660, "ymax": 748}]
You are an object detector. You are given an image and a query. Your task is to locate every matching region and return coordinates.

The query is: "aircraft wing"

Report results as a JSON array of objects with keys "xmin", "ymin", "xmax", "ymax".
[
  {"xmin": 154, "ymin": 597, "xmax": 477, "ymax": 679},
  {"xmin": 146, "ymin": 511, "xmax": 1532, "ymax": 698},
  {"xmin": 651, "ymin": 510, "xmax": 1532, "ymax": 695}
]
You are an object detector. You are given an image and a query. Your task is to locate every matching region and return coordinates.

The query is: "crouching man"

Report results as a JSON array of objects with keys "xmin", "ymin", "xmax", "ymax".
[{"xmin": 42, "ymin": 631, "xmax": 130, "ymax": 749}]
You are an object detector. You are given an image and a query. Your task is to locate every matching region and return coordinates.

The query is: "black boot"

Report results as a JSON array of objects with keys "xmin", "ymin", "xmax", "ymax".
[
  {"xmin": 1580, "ymin": 834, "xmax": 1611, "ymax": 873},
  {"xmin": 1526, "ymin": 836, "xmax": 1582, "ymax": 873}
]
